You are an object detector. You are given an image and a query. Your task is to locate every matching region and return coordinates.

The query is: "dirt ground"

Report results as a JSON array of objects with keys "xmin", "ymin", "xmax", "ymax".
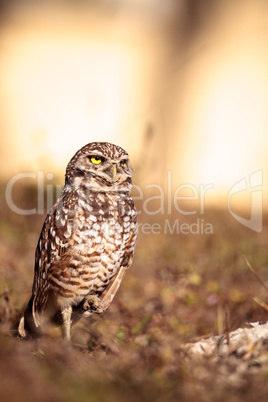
[{"xmin": 0, "ymin": 186, "xmax": 268, "ymax": 402}]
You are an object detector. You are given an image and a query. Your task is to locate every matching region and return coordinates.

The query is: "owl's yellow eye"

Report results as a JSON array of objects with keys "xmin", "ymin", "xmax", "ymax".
[
  {"xmin": 90, "ymin": 156, "xmax": 103, "ymax": 165},
  {"xmin": 120, "ymin": 160, "xmax": 127, "ymax": 167}
]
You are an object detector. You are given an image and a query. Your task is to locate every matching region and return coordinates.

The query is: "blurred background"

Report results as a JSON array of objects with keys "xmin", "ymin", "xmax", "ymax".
[
  {"xmin": 1, "ymin": 3, "xmax": 268, "ymax": 401},
  {"xmin": 1, "ymin": 0, "xmax": 268, "ymax": 211}
]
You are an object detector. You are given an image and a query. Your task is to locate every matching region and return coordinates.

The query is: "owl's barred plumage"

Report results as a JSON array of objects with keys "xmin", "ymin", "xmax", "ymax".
[{"xmin": 19, "ymin": 142, "xmax": 137, "ymax": 340}]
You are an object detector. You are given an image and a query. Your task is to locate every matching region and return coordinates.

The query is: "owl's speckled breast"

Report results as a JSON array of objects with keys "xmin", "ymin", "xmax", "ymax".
[{"xmin": 48, "ymin": 190, "xmax": 136, "ymax": 306}]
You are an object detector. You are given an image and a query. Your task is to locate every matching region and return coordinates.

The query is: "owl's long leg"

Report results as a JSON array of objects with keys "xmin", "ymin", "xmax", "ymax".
[{"xmin": 61, "ymin": 305, "xmax": 72, "ymax": 340}]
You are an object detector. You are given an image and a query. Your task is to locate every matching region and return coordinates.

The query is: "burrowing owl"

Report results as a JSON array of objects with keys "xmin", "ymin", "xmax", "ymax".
[{"xmin": 19, "ymin": 142, "xmax": 137, "ymax": 340}]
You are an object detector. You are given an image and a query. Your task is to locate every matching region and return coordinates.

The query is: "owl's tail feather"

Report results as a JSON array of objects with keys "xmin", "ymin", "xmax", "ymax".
[
  {"xmin": 18, "ymin": 297, "xmax": 43, "ymax": 338},
  {"xmin": 101, "ymin": 265, "xmax": 126, "ymax": 310}
]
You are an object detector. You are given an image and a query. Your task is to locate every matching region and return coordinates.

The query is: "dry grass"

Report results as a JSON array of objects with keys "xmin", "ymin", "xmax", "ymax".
[{"xmin": 0, "ymin": 185, "xmax": 268, "ymax": 401}]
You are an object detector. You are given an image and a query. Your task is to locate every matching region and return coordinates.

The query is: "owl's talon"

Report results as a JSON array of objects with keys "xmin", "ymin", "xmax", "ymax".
[{"xmin": 83, "ymin": 295, "xmax": 104, "ymax": 314}]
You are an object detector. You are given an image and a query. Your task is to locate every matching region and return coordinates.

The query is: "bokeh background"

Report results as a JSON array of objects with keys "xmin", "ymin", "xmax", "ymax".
[
  {"xmin": 1, "ymin": 1, "xmax": 268, "ymax": 402},
  {"xmin": 1, "ymin": 0, "xmax": 268, "ymax": 203}
]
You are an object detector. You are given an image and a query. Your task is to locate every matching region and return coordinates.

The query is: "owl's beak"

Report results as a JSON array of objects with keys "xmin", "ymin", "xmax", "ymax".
[
  {"xmin": 111, "ymin": 164, "xmax": 117, "ymax": 181},
  {"xmin": 104, "ymin": 164, "xmax": 118, "ymax": 182}
]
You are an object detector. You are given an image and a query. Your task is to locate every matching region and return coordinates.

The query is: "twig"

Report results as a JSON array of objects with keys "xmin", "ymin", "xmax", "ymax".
[
  {"xmin": 253, "ymin": 297, "xmax": 268, "ymax": 312},
  {"xmin": 225, "ymin": 299, "xmax": 230, "ymax": 346},
  {"xmin": 243, "ymin": 255, "xmax": 268, "ymax": 293}
]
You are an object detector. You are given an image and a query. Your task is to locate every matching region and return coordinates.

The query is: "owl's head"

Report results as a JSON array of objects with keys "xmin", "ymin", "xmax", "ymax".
[{"xmin": 65, "ymin": 142, "xmax": 133, "ymax": 192}]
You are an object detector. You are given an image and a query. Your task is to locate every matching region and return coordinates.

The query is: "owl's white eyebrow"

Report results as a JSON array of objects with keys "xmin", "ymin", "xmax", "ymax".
[{"xmin": 87, "ymin": 153, "xmax": 104, "ymax": 158}]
